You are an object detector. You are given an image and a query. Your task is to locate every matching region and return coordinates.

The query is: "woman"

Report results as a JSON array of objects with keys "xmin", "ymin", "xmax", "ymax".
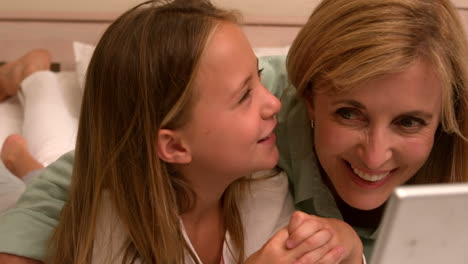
[
  {"xmin": 268, "ymin": 0, "xmax": 468, "ymax": 257},
  {"xmin": 0, "ymin": 0, "xmax": 467, "ymax": 262}
]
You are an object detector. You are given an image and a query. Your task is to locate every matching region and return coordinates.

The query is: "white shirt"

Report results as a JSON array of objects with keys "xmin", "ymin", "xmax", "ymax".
[{"xmin": 92, "ymin": 172, "xmax": 294, "ymax": 263}]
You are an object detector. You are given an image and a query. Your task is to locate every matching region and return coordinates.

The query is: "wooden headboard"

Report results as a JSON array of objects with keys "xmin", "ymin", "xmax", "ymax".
[{"xmin": 1, "ymin": 8, "xmax": 467, "ymax": 71}]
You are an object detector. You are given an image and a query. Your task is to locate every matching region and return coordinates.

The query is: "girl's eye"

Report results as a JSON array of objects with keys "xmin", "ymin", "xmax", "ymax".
[
  {"xmin": 239, "ymin": 89, "xmax": 251, "ymax": 103},
  {"xmin": 258, "ymin": 68, "xmax": 264, "ymax": 77},
  {"xmin": 335, "ymin": 107, "xmax": 358, "ymax": 120}
]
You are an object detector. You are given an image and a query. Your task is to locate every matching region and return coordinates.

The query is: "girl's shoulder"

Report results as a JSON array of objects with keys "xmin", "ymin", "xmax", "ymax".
[
  {"xmin": 241, "ymin": 170, "xmax": 295, "ymax": 257},
  {"xmin": 93, "ymin": 191, "xmax": 137, "ymax": 263}
]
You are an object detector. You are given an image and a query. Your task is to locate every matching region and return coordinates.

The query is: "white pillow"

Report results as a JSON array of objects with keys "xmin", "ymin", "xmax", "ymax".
[
  {"xmin": 72, "ymin": 41, "xmax": 289, "ymax": 91},
  {"xmin": 73, "ymin": 41, "xmax": 96, "ymax": 92},
  {"xmin": 253, "ymin": 46, "xmax": 290, "ymax": 57}
]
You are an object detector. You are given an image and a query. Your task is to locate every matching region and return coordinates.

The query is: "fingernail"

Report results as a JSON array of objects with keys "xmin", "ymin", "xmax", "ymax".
[{"xmin": 286, "ymin": 239, "xmax": 295, "ymax": 249}]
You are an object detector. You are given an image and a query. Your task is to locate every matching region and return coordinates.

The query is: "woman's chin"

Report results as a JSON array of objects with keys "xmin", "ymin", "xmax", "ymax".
[{"xmin": 341, "ymin": 193, "xmax": 388, "ymax": 211}]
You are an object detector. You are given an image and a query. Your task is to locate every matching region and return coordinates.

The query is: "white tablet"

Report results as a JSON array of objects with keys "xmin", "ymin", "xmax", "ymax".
[{"xmin": 370, "ymin": 183, "xmax": 468, "ymax": 264}]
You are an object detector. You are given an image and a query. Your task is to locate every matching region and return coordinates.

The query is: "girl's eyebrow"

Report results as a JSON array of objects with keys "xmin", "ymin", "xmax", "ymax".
[
  {"xmin": 239, "ymin": 58, "xmax": 259, "ymax": 88},
  {"xmin": 232, "ymin": 58, "xmax": 259, "ymax": 98}
]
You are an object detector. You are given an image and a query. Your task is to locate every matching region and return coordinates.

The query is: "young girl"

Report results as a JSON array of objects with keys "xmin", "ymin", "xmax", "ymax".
[{"xmin": 46, "ymin": 0, "xmax": 358, "ymax": 263}]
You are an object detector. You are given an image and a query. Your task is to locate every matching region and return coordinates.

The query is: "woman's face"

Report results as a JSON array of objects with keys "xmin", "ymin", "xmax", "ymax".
[{"xmin": 308, "ymin": 59, "xmax": 442, "ymax": 210}]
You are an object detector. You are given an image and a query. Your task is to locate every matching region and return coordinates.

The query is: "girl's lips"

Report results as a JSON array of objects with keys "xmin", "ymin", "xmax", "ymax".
[{"xmin": 258, "ymin": 132, "xmax": 276, "ymax": 144}]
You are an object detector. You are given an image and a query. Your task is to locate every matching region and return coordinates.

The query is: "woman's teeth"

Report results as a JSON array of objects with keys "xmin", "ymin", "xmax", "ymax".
[{"xmin": 352, "ymin": 166, "xmax": 390, "ymax": 182}]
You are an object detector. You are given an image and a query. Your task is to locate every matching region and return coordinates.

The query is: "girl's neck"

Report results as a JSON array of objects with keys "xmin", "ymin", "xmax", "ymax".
[
  {"xmin": 177, "ymin": 166, "xmax": 235, "ymax": 263},
  {"xmin": 178, "ymin": 164, "xmax": 233, "ymax": 208},
  {"xmin": 182, "ymin": 201, "xmax": 225, "ymax": 264}
]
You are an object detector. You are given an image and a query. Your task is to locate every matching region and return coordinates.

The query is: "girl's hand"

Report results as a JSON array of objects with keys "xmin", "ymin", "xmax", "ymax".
[
  {"xmin": 246, "ymin": 219, "xmax": 344, "ymax": 264},
  {"xmin": 286, "ymin": 211, "xmax": 363, "ymax": 264}
]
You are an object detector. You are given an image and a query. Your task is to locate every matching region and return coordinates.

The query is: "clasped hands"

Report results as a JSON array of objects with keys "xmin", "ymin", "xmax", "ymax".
[{"xmin": 246, "ymin": 211, "xmax": 364, "ymax": 264}]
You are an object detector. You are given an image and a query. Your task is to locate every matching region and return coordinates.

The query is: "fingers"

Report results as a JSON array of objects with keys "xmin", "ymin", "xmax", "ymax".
[
  {"xmin": 266, "ymin": 227, "xmax": 290, "ymax": 251},
  {"xmin": 293, "ymin": 246, "xmax": 344, "ymax": 264},
  {"xmin": 246, "ymin": 227, "xmax": 295, "ymax": 264},
  {"xmin": 286, "ymin": 213, "xmax": 325, "ymax": 249},
  {"xmin": 316, "ymin": 246, "xmax": 345, "ymax": 264},
  {"xmin": 288, "ymin": 211, "xmax": 308, "ymax": 235},
  {"xmin": 289, "ymin": 228, "xmax": 333, "ymax": 260}
]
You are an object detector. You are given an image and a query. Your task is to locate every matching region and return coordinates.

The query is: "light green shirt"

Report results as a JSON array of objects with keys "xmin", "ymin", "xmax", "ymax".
[{"xmin": 0, "ymin": 55, "xmax": 377, "ymax": 261}]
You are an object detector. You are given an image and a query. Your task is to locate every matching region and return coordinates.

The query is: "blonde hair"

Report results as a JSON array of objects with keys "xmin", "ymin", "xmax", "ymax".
[
  {"xmin": 47, "ymin": 0, "xmax": 247, "ymax": 263},
  {"xmin": 287, "ymin": 0, "xmax": 468, "ymax": 184}
]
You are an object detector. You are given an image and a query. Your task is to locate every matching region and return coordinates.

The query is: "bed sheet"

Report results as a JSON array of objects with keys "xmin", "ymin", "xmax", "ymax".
[{"xmin": 0, "ymin": 70, "xmax": 81, "ymax": 212}]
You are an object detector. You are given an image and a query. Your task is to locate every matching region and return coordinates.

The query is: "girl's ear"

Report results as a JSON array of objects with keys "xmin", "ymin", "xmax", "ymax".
[{"xmin": 157, "ymin": 129, "xmax": 192, "ymax": 164}]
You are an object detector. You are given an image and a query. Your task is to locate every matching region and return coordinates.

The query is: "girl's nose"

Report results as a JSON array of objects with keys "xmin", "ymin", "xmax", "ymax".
[{"xmin": 260, "ymin": 85, "xmax": 281, "ymax": 119}]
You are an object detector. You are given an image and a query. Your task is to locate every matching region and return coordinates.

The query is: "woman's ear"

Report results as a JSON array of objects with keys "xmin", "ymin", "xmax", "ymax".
[{"xmin": 157, "ymin": 129, "xmax": 192, "ymax": 164}]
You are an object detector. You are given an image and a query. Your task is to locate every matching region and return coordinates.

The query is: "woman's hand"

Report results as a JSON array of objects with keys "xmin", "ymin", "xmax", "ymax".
[{"xmin": 286, "ymin": 211, "xmax": 363, "ymax": 264}]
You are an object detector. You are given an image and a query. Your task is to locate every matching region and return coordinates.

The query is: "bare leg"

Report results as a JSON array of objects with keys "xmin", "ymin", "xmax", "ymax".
[
  {"xmin": 1, "ymin": 135, "xmax": 44, "ymax": 179},
  {"xmin": 0, "ymin": 49, "xmax": 51, "ymax": 102}
]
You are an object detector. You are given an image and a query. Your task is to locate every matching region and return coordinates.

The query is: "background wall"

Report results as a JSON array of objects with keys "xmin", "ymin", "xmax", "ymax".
[
  {"xmin": 453, "ymin": 0, "xmax": 468, "ymax": 8},
  {"xmin": 0, "ymin": 0, "xmax": 465, "ymax": 18}
]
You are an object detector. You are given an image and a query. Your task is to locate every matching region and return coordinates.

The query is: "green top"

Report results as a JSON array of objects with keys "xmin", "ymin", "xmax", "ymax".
[{"xmin": 0, "ymin": 55, "xmax": 378, "ymax": 261}]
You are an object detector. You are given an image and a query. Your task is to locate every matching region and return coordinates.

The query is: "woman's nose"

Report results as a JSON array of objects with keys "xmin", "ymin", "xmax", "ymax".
[{"xmin": 357, "ymin": 127, "xmax": 393, "ymax": 170}]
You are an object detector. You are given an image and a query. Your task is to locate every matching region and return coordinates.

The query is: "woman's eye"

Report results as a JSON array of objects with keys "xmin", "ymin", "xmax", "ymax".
[
  {"xmin": 335, "ymin": 107, "xmax": 358, "ymax": 120},
  {"xmin": 239, "ymin": 89, "xmax": 251, "ymax": 103}
]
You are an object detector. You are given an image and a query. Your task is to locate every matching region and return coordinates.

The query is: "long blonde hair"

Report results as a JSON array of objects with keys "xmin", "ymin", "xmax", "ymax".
[
  {"xmin": 47, "ymin": 0, "xmax": 247, "ymax": 263},
  {"xmin": 287, "ymin": 0, "xmax": 468, "ymax": 183}
]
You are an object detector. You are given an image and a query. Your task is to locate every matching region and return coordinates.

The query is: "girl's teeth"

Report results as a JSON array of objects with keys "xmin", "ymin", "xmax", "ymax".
[{"xmin": 352, "ymin": 166, "xmax": 389, "ymax": 182}]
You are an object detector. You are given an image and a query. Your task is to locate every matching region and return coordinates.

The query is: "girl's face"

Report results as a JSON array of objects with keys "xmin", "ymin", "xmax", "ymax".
[
  {"xmin": 309, "ymin": 59, "xmax": 442, "ymax": 210},
  {"xmin": 179, "ymin": 22, "xmax": 280, "ymax": 182}
]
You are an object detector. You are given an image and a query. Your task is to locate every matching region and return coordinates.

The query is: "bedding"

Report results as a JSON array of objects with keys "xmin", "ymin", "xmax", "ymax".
[
  {"xmin": 0, "ymin": 40, "xmax": 290, "ymax": 212},
  {"xmin": 0, "ymin": 70, "xmax": 81, "ymax": 212},
  {"xmin": 1, "ymin": 5, "xmax": 466, "ymax": 213}
]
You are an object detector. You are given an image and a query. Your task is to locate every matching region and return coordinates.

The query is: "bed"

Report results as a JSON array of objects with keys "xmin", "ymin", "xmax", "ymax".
[
  {"xmin": 0, "ymin": 10, "xmax": 305, "ymax": 212},
  {"xmin": 0, "ymin": 7, "xmax": 467, "ymax": 212}
]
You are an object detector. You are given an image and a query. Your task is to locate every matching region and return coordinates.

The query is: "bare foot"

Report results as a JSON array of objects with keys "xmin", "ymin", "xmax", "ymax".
[
  {"xmin": 0, "ymin": 49, "xmax": 51, "ymax": 102},
  {"xmin": 1, "ymin": 134, "xmax": 44, "ymax": 179}
]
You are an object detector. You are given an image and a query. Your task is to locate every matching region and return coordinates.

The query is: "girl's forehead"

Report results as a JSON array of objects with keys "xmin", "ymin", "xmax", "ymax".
[{"xmin": 194, "ymin": 22, "xmax": 256, "ymax": 92}]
